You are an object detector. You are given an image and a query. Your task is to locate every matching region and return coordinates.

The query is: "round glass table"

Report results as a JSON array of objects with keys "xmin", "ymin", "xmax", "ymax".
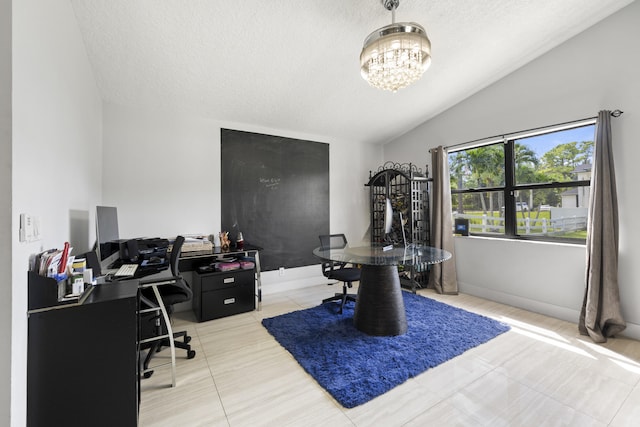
[{"xmin": 313, "ymin": 244, "xmax": 452, "ymax": 336}]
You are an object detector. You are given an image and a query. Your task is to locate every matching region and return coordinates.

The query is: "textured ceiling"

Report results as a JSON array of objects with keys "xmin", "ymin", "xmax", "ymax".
[{"xmin": 70, "ymin": 0, "xmax": 633, "ymax": 145}]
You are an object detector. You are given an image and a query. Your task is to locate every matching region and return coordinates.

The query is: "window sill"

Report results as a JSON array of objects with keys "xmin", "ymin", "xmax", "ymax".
[{"xmin": 454, "ymin": 234, "xmax": 585, "ymax": 248}]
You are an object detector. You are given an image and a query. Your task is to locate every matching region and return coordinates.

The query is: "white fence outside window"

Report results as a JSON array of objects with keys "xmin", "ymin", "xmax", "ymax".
[{"xmin": 453, "ymin": 212, "xmax": 588, "ymax": 236}]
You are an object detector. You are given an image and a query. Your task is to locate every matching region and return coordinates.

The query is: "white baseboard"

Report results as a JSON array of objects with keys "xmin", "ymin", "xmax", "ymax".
[
  {"xmin": 261, "ymin": 275, "xmax": 327, "ymax": 296},
  {"xmin": 621, "ymin": 323, "xmax": 640, "ymax": 341},
  {"xmin": 179, "ymin": 273, "xmax": 640, "ymax": 341},
  {"xmin": 257, "ymin": 265, "xmax": 327, "ymax": 296},
  {"xmin": 459, "ymin": 281, "xmax": 640, "ymax": 341},
  {"xmin": 459, "ymin": 281, "xmax": 581, "ymax": 322}
]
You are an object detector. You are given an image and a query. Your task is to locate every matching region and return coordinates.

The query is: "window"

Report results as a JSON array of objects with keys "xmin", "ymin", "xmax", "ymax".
[{"xmin": 449, "ymin": 121, "xmax": 595, "ymax": 242}]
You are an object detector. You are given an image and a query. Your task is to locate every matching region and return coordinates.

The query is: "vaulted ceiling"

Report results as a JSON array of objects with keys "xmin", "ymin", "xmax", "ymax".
[{"xmin": 70, "ymin": 0, "xmax": 633, "ymax": 144}]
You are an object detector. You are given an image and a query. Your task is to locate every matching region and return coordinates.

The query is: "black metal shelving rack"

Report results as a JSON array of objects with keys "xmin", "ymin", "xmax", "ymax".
[{"xmin": 365, "ymin": 162, "xmax": 431, "ymax": 291}]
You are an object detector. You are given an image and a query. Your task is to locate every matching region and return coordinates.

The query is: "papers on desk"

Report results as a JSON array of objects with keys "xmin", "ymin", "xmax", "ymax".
[
  {"xmin": 172, "ymin": 235, "xmax": 214, "ymax": 255},
  {"xmin": 31, "ymin": 246, "xmax": 74, "ymax": 279}
]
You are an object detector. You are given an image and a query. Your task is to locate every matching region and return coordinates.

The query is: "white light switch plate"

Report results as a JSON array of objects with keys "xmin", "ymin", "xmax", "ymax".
[{"xmin": 20, "ymin": 213, "xmax": 41, "ymax": 242}]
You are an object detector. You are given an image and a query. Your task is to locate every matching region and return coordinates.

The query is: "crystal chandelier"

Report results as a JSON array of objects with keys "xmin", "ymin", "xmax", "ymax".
[{"xmin": 360, "ymin": 0, "xmax": 431, "ymax": 93}]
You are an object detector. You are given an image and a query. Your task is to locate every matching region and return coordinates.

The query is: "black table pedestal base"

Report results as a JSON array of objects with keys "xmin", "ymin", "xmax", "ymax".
[{"xmin": 354, "ymin": 265, "xmax": 407, "ymax": 336}]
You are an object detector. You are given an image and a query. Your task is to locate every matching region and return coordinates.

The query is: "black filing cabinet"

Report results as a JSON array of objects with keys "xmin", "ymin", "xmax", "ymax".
[{"xmin": 192, "ymin": 269, "xmax": 256, "ymax": 322}]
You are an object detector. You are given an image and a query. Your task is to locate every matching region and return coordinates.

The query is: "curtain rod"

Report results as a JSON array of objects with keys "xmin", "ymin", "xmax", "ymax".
[{"xmin": 433, "ymin": 109, "xmax": 624, "ymax": 153}]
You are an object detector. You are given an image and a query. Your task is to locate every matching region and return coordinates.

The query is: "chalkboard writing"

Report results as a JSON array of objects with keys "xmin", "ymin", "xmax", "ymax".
[{"xmin": 221, "ymin": 129, "xmax": 329, "ymax": 271}]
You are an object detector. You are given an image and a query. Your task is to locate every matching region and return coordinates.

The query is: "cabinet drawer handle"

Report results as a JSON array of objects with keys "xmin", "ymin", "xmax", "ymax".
[
  {"xmin": 223, "ymin": 277, "xmax": 235, "ymax": 284},
  {"xmin": 223, "ymin": 298, "xmax": 236, "ymax": 305}
]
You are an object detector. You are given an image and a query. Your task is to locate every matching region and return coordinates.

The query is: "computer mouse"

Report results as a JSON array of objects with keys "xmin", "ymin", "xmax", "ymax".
[{"xmin": 149, "ymin": 256, "xmax": 162, "ymax": 264}]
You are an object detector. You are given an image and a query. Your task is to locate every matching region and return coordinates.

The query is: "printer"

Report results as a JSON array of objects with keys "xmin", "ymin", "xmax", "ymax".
[{"xmin": 121, "ymin": 237, "xmax": 169, "ymax": 264}]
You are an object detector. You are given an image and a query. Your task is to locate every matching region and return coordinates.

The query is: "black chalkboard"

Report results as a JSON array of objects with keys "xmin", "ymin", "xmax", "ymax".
[{"xmin": 221, "ymin": 129, "xmax": 329, "ymax": 271}]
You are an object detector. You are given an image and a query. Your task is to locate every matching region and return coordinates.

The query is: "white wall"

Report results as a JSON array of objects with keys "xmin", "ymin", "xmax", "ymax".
[
  {"xmin": 11, "ymin": 0, "xmax": 103, "ymax": 425},
  {"xmin": 102, "ymin": 103, "xmax": 382, "ymax": 293},
  {"xmin": 0, "ymin": 0, "xmax": 11, "ymax": 423},
  {"xmin": 10, "ymin": 2, "xmax": 635, "ymax": 424},
  {"xmin": 385, "ymin": 1, "xmax": 640, "ymax": 339}
]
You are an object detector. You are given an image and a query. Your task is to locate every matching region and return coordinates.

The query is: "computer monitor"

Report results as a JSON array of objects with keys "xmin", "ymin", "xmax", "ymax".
[
  {"xmin": 384, "ymin": 197, "xmax": 407, "ymax": 246},
  {"xmin": 96, "ymin": 206, "xmax": 121, "ymax": 270},
  {"xmin": 384, "ymin": 197, "xmax": 393, "ymax": 235}
]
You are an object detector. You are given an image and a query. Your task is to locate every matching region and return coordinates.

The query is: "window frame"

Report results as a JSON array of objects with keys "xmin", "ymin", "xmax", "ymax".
[{"xmin": 448, "ymin": 120, "xmax": 595, "ymax": 244}]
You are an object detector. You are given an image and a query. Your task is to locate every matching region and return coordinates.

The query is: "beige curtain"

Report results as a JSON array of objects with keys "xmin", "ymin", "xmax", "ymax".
[
  {"xmin": 428, "ymin": 146, "xmax": 458, "ymax": 294},
  {"xmin": 578, "ymin": 110, "xmax": 625, "ymax": 343}
]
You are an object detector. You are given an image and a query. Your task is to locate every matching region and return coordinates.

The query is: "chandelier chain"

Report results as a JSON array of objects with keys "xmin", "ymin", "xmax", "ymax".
[{"xmin": 382, "ymin": 0, "xmax": 399, "ymax": 12}]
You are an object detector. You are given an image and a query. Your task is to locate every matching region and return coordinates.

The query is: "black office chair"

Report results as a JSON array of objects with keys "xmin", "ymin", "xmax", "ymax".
[
  {"xmin": 319, "ymin": 234, "xmax": 360, "ymax": 313},
  {"xmin": 139, "ymin": 235, "xmax": 196, "ymax": 380}
]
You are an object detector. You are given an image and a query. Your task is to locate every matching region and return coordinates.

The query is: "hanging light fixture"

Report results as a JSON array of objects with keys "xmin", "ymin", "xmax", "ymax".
[{"xmin": 360, "ymin": 0, "xmax": 431, "ymax": 93}]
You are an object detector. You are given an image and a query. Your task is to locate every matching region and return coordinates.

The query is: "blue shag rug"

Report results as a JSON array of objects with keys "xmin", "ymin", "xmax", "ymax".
[{"xmin": 261, "ymin": 291, "xmax": 510, "ymax": 408}]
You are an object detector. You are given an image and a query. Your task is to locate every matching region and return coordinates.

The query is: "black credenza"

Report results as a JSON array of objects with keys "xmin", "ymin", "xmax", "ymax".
[{"xmin": 27, "ymin": 272, "xmax": 139, "ymax": 427}]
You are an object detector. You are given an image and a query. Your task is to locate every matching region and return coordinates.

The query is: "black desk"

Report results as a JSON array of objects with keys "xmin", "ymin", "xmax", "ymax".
[
  {"xmin": 27, "ymin": 272, "xmax": 139, "ymax": 427},
  {"xmin": 313, "ymin": 244, "xmax": 451, "ymax": 336},
  {"xmin": 106, "ymin": 243, "xmax": 262, "ymax": 310},
  {"xmin": 26, "ymin": 245, "xmax": 263, "ymax": 426}
]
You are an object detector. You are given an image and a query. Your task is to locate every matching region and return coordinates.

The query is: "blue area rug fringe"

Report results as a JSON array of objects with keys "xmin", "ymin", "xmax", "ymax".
[{"xmin": 261, "ymin": 291, "xmax": 510, "ymax": 408}]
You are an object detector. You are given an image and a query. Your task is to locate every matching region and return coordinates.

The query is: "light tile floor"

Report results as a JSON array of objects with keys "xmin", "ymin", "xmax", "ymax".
[{"xmin": 139, "ymin": 284, "xmax": 640, "ymax": 426}]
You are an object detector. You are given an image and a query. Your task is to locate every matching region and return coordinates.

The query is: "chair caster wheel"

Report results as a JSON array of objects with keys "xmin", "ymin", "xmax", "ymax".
[
  {"xmin": 185, "ymin": 336, "xmax": 192, "ymax": 344},
  {"xmin": 187, "ymin": 350, "xmax": 196, "ymax": 359},
  {"xmin": 143, "ymin": 371, "xmax": 154, "ymax": 379}
]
